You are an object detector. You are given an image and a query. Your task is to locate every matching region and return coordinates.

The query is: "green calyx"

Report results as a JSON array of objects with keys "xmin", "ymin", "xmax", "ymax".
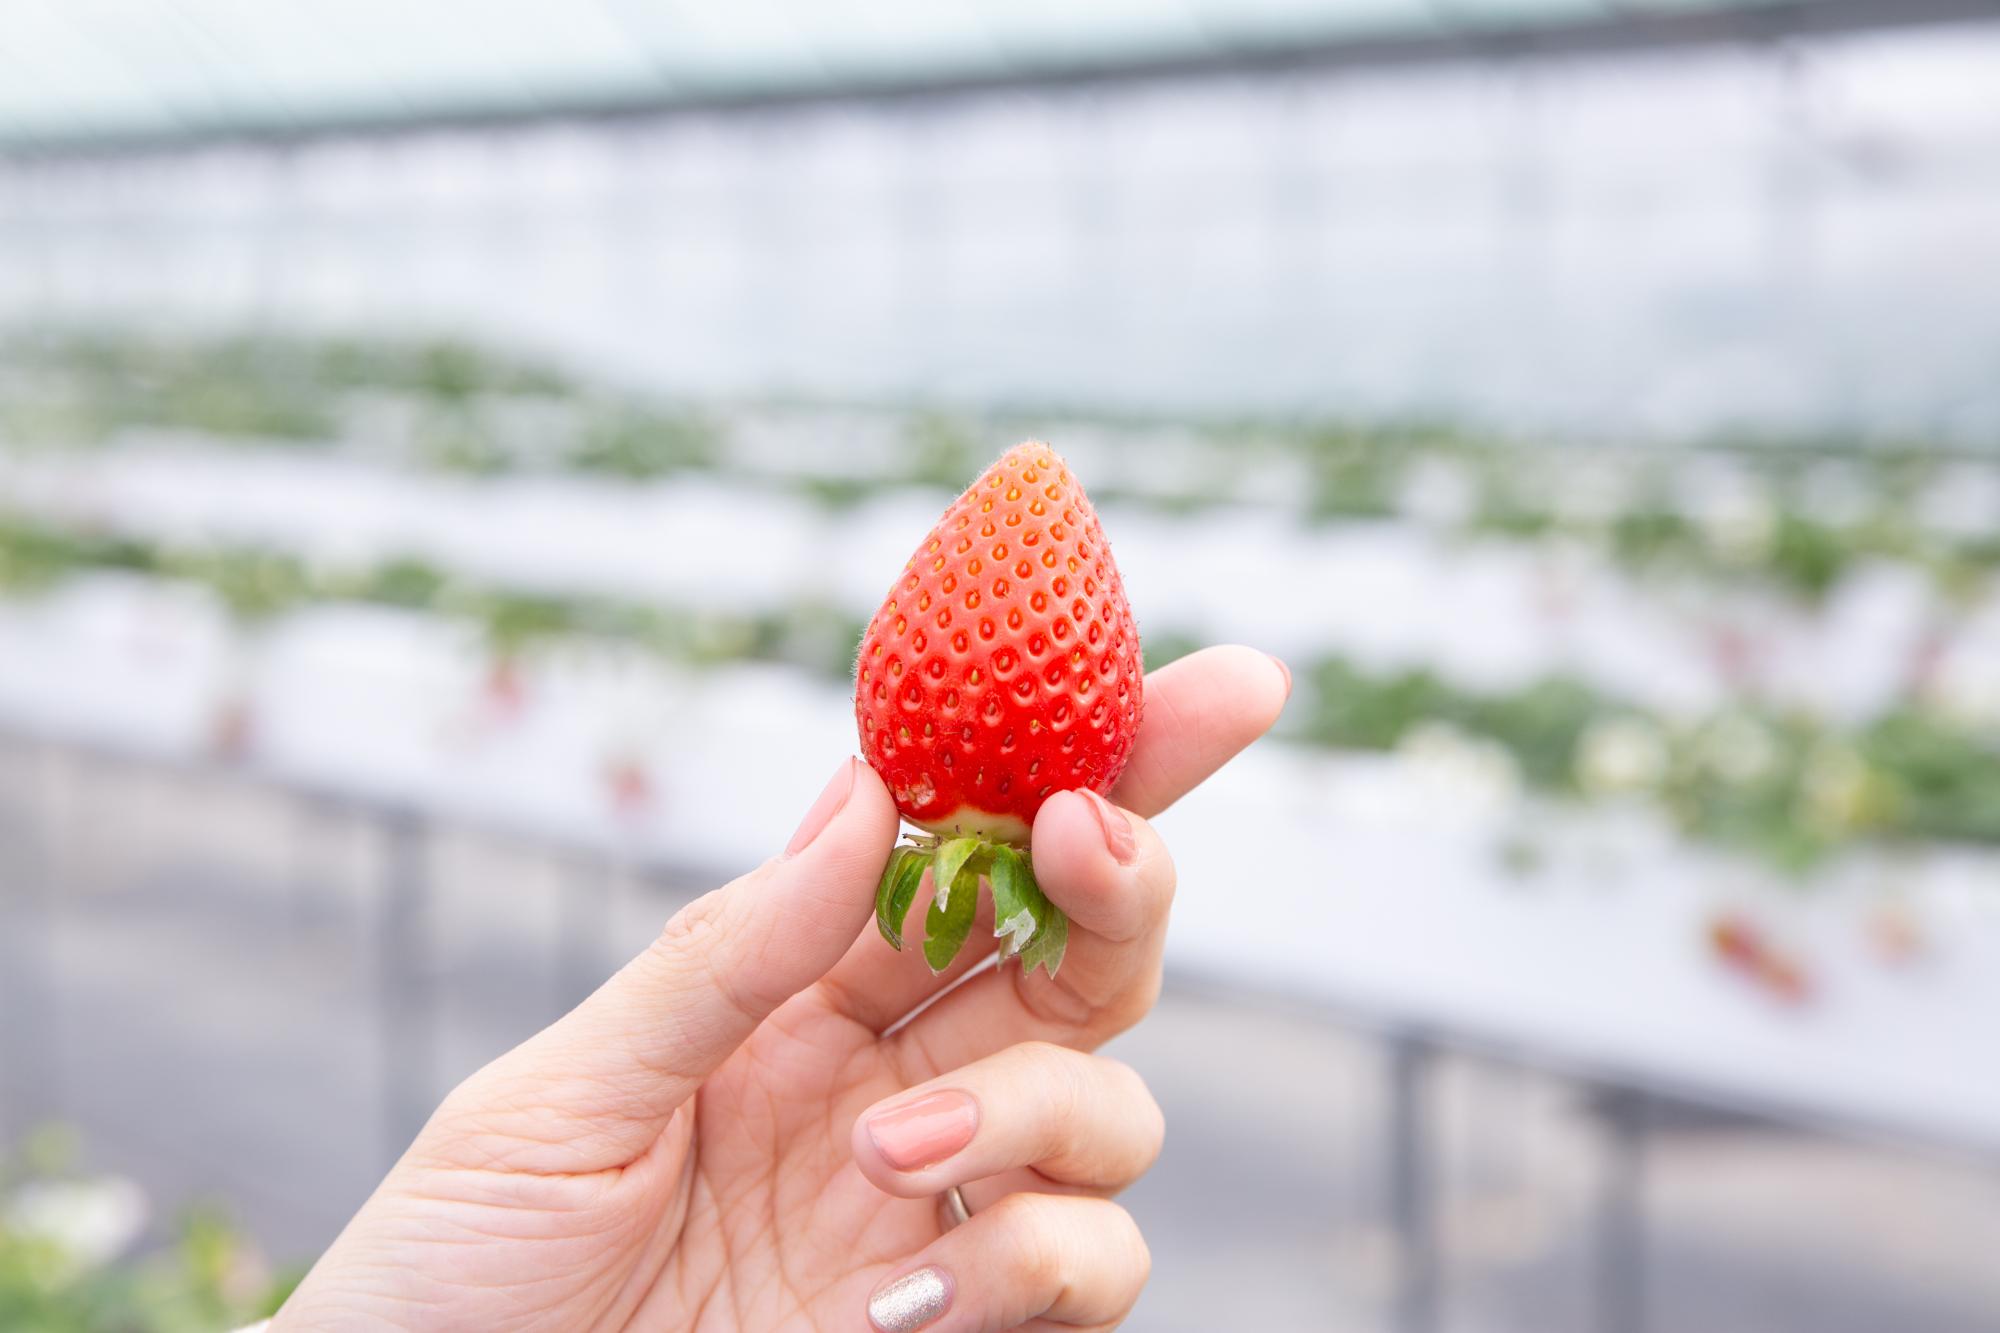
[{"xmin": 874, "ymin": 832, "xmax": 1069, "ymax": 979}]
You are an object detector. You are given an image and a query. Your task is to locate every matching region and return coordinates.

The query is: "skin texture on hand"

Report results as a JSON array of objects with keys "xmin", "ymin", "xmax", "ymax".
[{"xmin": 274, "ymin": 646, "xmax": 1288, "ymax": 1332}]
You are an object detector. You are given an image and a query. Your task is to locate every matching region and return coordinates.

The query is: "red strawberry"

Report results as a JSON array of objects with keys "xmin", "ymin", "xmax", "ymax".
[
  {"xmin": 1706, "ymin": 910, "xmax": 1816, "ymax": 1007},
  {"xmin": 856, "ymin": 442, "xmax": 1143, "ymax": 976},
  {"xmin": 1706, "ymin": 911, "xmax": 1763, "ymax": 970}
]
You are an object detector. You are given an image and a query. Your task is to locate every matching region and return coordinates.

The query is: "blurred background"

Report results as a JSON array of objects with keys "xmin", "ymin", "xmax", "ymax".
[{"xmin": 2, "ymin": 2, "xmax": 1999, "ymax": 1329}]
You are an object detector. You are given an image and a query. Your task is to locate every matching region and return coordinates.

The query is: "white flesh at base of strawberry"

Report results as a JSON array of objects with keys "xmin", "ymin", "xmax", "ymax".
[{"xmin": 911, "ymin": 805, "xmax": 1032, "ymax": 846}]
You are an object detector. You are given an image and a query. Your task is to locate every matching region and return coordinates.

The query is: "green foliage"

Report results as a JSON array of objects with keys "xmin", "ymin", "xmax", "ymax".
[
  {"xmin": 791, "ymin": 475, "xmax": 876, "ymax": 510},
  {"xmin": 349, "ymin": 557, "xmax": 453, "ymax": 610},
  {"xmin": 0, "ymin": 1127, "xmax": 296, "ymax": 1333},
  {"xmin": 567, "ymin": 409, "xmax": 719, "ymax": 479},
  {"xmin": 319, "ymin": 336, "xmax": 573, "ymax": 399},
  {"xmin": 5, "ymin": 506, "xmax": 1992, "ymax": 870},
  {"xmin": 1299, "ymin": 658, "xmax": 1457, "ymax": 751},
  {"xmin": 1300, "ymin": 425, "xmax": 1407, "ymax": 521},
  {"xmin": 1766, "ymin": 513, "xmax": 1850, "ymax": 602},
  {"xmin": 161, "ymin": 549, "xmax": 310, "ymax": 624},
  {"xmin": 901, "ymin": 413, "xmax": 983, "ymax": 490},
  {"xmin": 1298, "ymin": 660, "xmax": 1610, "ymax": 791},
  {"xmin": 1459, "ymin": 678, "xmax": 1611, "ymax": 792},
  {"xmin": 0, "ymin": 331, "xmax": 575, "ymax": 454},
  {"xmin": 1858, "ymin": 710, "xmax": 2000, "ymax": 845},
  {"xmin": 5, "ymin": 331, "xmax": 2000, "ymax": 880},
  {"xmin": 922, "ymin": 837, "xmax": 982, "ymax": 973},
  {"xmin": 873, "ymin": 846, "xmax": 928, "ymax": 950},
  {"xmin": 1140, "ymin": 629, "xmax": 1203, "ymax": 673},
  {"xmin": 9, "ymin": 332, "xmax": 2000, "ymax": 613},
  {"xmin": 2, "ymin": 333, "xmax": 336, "ymax": 443},
  {"xmin": 0, "ymin": 521, "xmax": 160, "ymax": 593},
  {"xmin": 1293, "ymin": 654, "xmax": 1999, "ymax": 871},
  {"xmin": 413, "ymin": 412, "xmax": 514, "ymax": 476}
]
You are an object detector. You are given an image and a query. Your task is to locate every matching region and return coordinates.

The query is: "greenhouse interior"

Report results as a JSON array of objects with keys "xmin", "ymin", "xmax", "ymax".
[{"xmin": 2, "ymin": 1, "xmax": 1998, "ymax": 1330}]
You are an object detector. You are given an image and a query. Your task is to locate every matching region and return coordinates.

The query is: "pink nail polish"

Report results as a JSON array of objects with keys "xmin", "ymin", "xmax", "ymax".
[
  {"xmin": 866, "ymin": 1090, "xmax": 979, "ymax": 1170},
  {"xmin": 786, "ymin": 758, "xmax": 856, "ymax": 856},
  {"xmin": 1082, "ymin": 789, "xmax": 1137, "ymax": 865}
]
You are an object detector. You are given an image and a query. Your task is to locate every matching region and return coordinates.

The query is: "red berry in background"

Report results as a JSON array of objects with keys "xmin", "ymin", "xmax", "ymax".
[
  {"xmin": 1754, "ymin": 951, "xmax": 1815, "ymax": 1006},
  {"xmin": 1706, "ymin": 912, "xmax": 1763, "ymax": 970},
  {"xmin": 208, "ymin": 694, "xmax": 255, "ymax": 762},
  {"xmin": 1865, "ymin": 900, "xmax": 1927, "ymax": 966},
  {"xmin": 1706, "ymin": 910, "xmax": 1816, "ymax": 1008},
  {"xmin": 484, "ymin": 657, "xmax": 528, "ymax": 718},
  {"xmin": 603, "ymin": 756, "xmax": 654, "ymax": 817},
  {"xmin": 855, "ymin": 442, "xmax": 1144, "ymax": 977}
]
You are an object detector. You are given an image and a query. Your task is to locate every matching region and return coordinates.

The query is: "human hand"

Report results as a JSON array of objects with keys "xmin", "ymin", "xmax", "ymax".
[{"xmin": 274, "ymin": 645, "xmax": 1288, "ymax": 1332}]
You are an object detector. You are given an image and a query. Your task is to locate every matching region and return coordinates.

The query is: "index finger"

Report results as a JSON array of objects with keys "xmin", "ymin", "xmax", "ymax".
[{"xmin": 1109, "ymin": 644, "xmax": 1292, "ymax": 817}]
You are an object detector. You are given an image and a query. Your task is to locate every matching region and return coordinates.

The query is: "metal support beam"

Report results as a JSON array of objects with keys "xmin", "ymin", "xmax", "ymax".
[
  {"xmin": 4, "ymin": 0, "xmax": 1995, "ymax": 160},
  {"xmin": 1597, "ymin": 1089, "xmax": 1650, "ymax": 1333},
  {"xmin": 556, "ymin": 857, "xmax": 614, "ymax": 1011},
  {"xmin": 0, "ymin": 744, "xmax": 61, "ymax": 1135},
  {"xmin": 1387, "ymin": 1033, "xmax": 1438, "ymax": 1333},
  {"xmin": 376, "ymin": 811, "xmax": 434, "ymax": 1164}
]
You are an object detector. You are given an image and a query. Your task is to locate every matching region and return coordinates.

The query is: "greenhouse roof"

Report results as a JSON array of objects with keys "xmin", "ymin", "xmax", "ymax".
[{"xmin": 1, "ymin": 0, "xmax": 1986, "ymax": 153}]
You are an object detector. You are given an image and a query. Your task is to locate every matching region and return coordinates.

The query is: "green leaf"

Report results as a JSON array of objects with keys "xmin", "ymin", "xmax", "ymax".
[
  {"xmin": 873, "ymin": 846, "xmax": 905, "ymax": 930},
  {"xmin": 923, "ymin": 846, "xmax": 982, "ymax": 973},
  {"xmin": 1018, "ymin": 899, "xmax": 1069, "ymax": 978},
  {"xmin": 873, "ymin": 846, "xmax": 927, "ymax": 950},
  {"xmin": 987, "ymin": 843, "xmax": 1046, "ymax": 959},
  {"xmin": 931, "ymin": 837, "xmax": 982, "ymax": 914}
]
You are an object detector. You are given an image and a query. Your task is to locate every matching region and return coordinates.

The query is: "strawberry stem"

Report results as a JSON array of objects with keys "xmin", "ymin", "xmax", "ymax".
[{"xmin": 873, "ymin": 833, "xmax": 1068, "ymax": 978}]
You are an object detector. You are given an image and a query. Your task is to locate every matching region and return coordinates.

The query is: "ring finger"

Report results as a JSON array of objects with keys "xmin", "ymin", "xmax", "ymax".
[{"xmin": 862, "ymin": 1193, "xmax": 1150, "ymax": 1333}]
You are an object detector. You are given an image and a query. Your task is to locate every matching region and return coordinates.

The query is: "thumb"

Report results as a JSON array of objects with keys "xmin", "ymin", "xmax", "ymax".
[{"xmin": 423, "ymin": 757, "xmax": 898, "ymax": 1172}]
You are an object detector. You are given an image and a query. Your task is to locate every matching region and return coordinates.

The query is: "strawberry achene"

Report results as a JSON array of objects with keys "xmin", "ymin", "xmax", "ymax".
[
  {"xmin": 854, "ymin": 442, "xmax": 1144, "ymax": 978},
  {"xmin": 855, "ymin": 442, "xmax": 1143, "ymax": 843}
]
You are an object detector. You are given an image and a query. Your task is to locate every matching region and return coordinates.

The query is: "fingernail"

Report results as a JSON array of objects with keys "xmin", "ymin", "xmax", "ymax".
[
  {"xmin": 1268, "ymin": 652, "xmax": 1292, "ymax": 698},
  {"xmin": 1082, "ymin": 788, "xmax": 1137, "ymax": 865},
  {"xmin": 866, "ymin": 1090, "xmax": 979, "ymax": 1170},
  {"xmin": 786, "ymin": 758, "xmax": 856, "ymax": 857},
  {"xmin": 869, "ymin": 1265, "xmax": 953, "ymax": 1331}
]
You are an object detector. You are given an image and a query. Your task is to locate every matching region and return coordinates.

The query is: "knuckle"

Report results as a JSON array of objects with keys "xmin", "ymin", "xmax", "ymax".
[
  {"xmin": 991, "ymin": 1192, "xmax": 1067, "ymax": 1284},
  {"xmin": 1122, "ymin": 1212, "xmax": 1154, "ymax": 1297},
  {"xmin": 1046, "ymin": 1049, "xmax": 1093, "ymax": 1132},
  {"xmin": 653, "ymin": 884, "xmax": 765, "ymax": 1021},
  {"xmin": 657, "ymin": 887, "xmax": 730, "ymax": 953},
  {"xmin": 1149, "ymin": 839, "xmax": 1178, "ymax": 909},
  {"xmin": 1104, "ymin": 1058, "xmax": 1167, "ymax": 1168},
  {"xmin": 1101, "ymin": 966, "xmax": 1162, "ymax": 1033},
  {"xmin": 1108, "ymin": 840, "xmax": 1175, "ymax": 944},
  {"xmin": 1012, "ymin": 1038, "xmax": 1070, "ymax": 1069}
]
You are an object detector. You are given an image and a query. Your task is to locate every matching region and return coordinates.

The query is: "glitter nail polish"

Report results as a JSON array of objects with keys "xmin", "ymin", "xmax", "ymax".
[{"xmin": 868, "ymin": 1265, "xmax": 952, "ymax": 1331}]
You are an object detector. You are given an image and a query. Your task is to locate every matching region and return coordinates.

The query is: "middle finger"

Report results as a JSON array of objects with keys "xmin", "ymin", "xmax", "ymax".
[{"xmin": 850, "ymin": 1040, "xmax": 1165, "ymax": 1202}]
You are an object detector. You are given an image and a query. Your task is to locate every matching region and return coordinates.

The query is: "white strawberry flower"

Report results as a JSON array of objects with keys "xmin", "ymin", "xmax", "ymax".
[
  {"xmin": 1397, "ymin": 722, "xmax": 1522, "ymax": 814},
  {"xmin": 1696, "ymin": 713, "xmax": 1778, "ymax": 784},
  {"xmin": 1931, "ymin": 649, "xmax": 2000, "ymax": 730},
  {"xmin": 6, "ymin": 1175, "xmax": 149, "ymax": 1270},
  {"xmin": 1803, "ymin": 741, "xmax": 1873, "ymax": 831},
  {"xmin": 1576, "ymin": 716, "xmax": 1670, "ymax": 797},
  {"xmin": 1697, "ymin": 489, "xmax": 1777, "ymax": 566}
]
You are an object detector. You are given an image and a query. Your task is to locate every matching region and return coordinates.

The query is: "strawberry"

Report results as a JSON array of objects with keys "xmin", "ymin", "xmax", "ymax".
[
  {"xmin": 856, "ymin": 442, "xmax": 1144, "ymax": 977},
  {"xmin": 1706, "ymin": 911, "xmax": 1763, "ymax": 970},
  {"xmin": 1706, "ymin": 910, "xmax": 1816, "ymax": 1007}
]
